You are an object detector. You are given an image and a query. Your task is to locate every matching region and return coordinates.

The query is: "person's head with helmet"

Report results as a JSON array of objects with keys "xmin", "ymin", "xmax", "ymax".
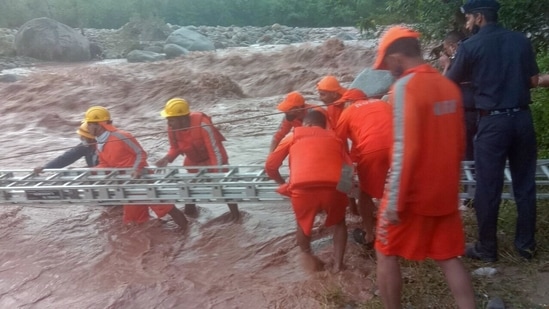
[
  {"xmin": 316, "ymin": 76, "xmax": 347, "ymax": 106},
  {"xmin": 83, "ymin": 106, "xmax": 114, "ymax": 137},
  {"xmin": 76, "ymin": 122, "xmax": 96, "ymax": 145},
  {"xmin": 277, "ymin": 91, "xmax": 307, "ymax": 121},
  {"xmin": 460, "ymin": 0, "xmax": 501, "ymax": 35},
  {"xmin": 160, "ymin": 98, "xmax": 191, "ymax": 130}
]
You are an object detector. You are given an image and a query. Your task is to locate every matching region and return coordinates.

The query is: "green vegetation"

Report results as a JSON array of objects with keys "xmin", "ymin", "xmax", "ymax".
[
  {"xmin": 0, "ymin": 0, "xmax": 547, "ymax": 50},
  {"xmin": 532, "ymin": 53, "xmax": 549, "ymax": 158},
  {"xmin": 0, "ymin": 0, "xmax": 375, "ymax": 29},
  {"xmin": 0, "ymin": 0, "xmax": 546, "ymax": 43}
]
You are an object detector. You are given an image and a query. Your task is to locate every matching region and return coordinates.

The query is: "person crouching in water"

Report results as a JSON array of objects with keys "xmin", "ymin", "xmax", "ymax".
[{"xmin": 265, "ymin": 110, "xmax": 351, "ymax": 272}]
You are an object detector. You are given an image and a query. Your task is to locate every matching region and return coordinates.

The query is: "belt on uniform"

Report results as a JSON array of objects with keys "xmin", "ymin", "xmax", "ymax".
[
  {"xmin": 464, "ymin": 108, "xmax": 477, "ymax": 112},
  {"xmin": 479, "ymin": 106, "xmax": 529, "ymax": 117}
]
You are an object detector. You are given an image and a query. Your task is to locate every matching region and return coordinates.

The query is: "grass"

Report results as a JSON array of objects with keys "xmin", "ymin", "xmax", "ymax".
[{"xmin": 316, "ymin": 199, "xmax": 549, "ymax": 309}]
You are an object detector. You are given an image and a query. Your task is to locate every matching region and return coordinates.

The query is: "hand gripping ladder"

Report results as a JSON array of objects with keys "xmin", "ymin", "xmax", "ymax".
[{"xmin": 1, "ymin": 160, "xmax": 549, "ymax": 205}]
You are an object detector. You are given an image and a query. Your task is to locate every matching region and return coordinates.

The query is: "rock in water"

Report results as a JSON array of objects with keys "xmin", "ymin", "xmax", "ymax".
[
  {"xmin": 126, "ymin": 50, "xmax": 165, "ymax": 63},
  {"xmin": 350, "ymin": 68, "xmax": 394, "ymax": 98},
  {"xmin": 14, "ymin": 17, "xmax": 91, "ymax": 61},
  {"xmin": 165, "ymin": 27, "xmax": 215, "ymax": 51}
]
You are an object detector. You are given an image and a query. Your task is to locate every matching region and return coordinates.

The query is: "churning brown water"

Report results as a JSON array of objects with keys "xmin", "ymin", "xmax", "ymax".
[{"xmin": 0, "ymin": 39, "xmax": 378, "ymax": 308}]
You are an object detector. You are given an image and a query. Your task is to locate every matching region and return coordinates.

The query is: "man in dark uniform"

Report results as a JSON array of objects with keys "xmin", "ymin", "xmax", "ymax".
[{"xmin": 447, "ymin": 0, "xmax": 540, "ymax": 262}]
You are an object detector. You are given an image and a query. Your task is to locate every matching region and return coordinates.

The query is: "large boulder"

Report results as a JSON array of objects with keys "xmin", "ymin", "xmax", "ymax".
[
  {"xmin": 350, "ymin": 68, "xmax": 395, "ymax": 98},
  {"xmin": 165, "ymin": 27, "xmax": 215, "ymax": 51},
  {"xmin": 14, "ymin": 17, "xmax": 90, "ymax": 61},
  {"xmin": 164, "ymin": 43, "xmax": 189, "ymax": 59}
]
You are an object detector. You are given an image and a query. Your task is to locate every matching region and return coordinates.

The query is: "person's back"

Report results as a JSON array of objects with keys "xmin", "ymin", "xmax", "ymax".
[
  {"xmin": 372, "ymin": 26, "xmax": 475, "ymax": 309},
  {"xmin": 288, "ymin": 126, "xmax": 345, "ymax": 190},
  {"xmin": 338, "ymin": 99, "xmax": 392, "ymax": 157},
  {"xmin": 335, "ymin": 88, "xmax": 393, "ymax": 246},
  {"xmin": 265, "ymin": 109, "xmax": 349, "ymax": 272},
  {"xmin": 98, "ymin": 128, "xmax": 147, "ymax": 169},
  {"xmin": 386, "ymin": 65, "xmax": 464, "ymax": 215}
]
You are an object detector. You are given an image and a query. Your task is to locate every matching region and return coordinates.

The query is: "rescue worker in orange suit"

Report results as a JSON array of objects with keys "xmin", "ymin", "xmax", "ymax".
[
  {"xmin": 317, "ymin": 76, "xmax": 361, "ymax": 216},
  {"xmin": 269, "ymin": 91, "xmax": 326, "ymax": 152},
  {"xmin": 316, "ymin": 75, "xmax": 347, "ymax": 129},
  {"xmin": 265, "ymin": 110, "xmax": 350, "ymax": 273},
  {"xmin": 34, "ymin": 122, "xmax": 98, "ymax": 174},
  {"xmin": 335, "ymin": 88, "xmax": 392, "ymax": 248},
  {"xmin": 373, "ymin": 26, "xmax": 475, "ymax": 308},
  {"xmin": 83, "ymin": 106, "xmax": 188, "ymax": 229},
  {"xmin": 155, "ymin": 98, "xmax": 240, "ymax": 220}
]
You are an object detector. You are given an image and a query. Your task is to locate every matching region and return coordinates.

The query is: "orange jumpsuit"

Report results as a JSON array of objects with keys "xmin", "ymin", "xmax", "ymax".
[
  {"xmin": 96, "ymin": 126, "xmax": 174, "ymax": 224},
  {"xmin": 375, "ymin": 64, "xmax": 466, "ymax": 260},
  {"xmin": 335, "ymin": 99, "xmax": 392, "ymax": 198},
  {"xmin": 265, "ymin": 126, "xmax": 349, "ymax": 236},
  {"xmin": 165, "ymin": 112, "xmax": 228, "ymax": 172}
]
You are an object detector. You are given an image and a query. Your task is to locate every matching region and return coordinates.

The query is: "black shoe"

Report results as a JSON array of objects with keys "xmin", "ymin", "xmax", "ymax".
[
  {"xmin": 517, "ymin": 248, "xmax": 535, "ymax": 261},
  {"xmin": 465, "ymin": 243, "xmax": 498, "ymax": 262}
]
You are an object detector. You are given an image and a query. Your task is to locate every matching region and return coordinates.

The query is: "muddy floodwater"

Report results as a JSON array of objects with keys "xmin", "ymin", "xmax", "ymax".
[{"xmin": 0, "ymin": 40, "xmax": 379, "ymax": 308}]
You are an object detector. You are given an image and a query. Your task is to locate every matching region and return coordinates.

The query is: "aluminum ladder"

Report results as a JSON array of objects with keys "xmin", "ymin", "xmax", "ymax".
[
  {"xmin": 1, "ymin": 161, "xmax": 549, "ymax": 205},
  {"xmin": 0, "ymin": 166, "xmax": 289, "ymax": 205}
]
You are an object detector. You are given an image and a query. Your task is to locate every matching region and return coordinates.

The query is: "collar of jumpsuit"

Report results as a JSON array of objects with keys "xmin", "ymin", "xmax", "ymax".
[{"xmin": 95, "ymin": 130, "xmax": 110, "ymax": 152}]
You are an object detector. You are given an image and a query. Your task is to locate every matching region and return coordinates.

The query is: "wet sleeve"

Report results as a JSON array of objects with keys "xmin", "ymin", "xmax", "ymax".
[
  {"xmin": 84, "ymin": 146, "xmax": 98, "ymax": 167},
  {"xmin": 384, "ymin": 79, "xmax": 419, "ymax": 213},
  {"xmin": 523, "ymin": 38, "xmax": 539, "ymax": 78},
  {"xmin": 446, "ymin": 44, "xmax": 469, "ymax": 84},
  {"xmin": 165, "ymin": 129, "xmax": 180, "ymax": 162},
  {"xmin": 334, "ymin": 109, "xmax": 350, "ymax": 142},
  {"xmin": 200, "ymin": 118, "xmax": 226, "ymax": 170},
  {"xmin": 43, "ymin": 143, "xmax": 89, "ymax": 169},
  {"xmin": 334, "ymin": 109, "xmax": 351, "ymax": 153},
  {"xmin": 95, "ymin": 151, "xmax": 108, "ymax": 169},
  {"xmin": 270, "ymin": 118, "xmax": 292, "ymax": 152},
  {"xmin": 265, "ymin": 134, "xmax": 292, "ymax": 184},
  {"xmin": 110, "ymin": 132, "xmax": 148, "ymax": 170},
  {"xmin": 127, "ymin": 136, "xmax": 148, "ymax": 171},
  {"xmin": 400, "ymin": 91, "xmax": 422, "ymax": 204}
]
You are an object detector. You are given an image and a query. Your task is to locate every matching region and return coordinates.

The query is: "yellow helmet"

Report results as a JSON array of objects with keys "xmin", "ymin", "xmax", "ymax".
[
  {"xmin": 84, "ymin": 106, "xmax": 111, "ymax": 123},
  {"xmin": 161, "ymin": 98, "xmax": 190, "ymax": 118},
  {"xmin": 76, "ymin": 122, "xmax": 95, "ymax": 139}
]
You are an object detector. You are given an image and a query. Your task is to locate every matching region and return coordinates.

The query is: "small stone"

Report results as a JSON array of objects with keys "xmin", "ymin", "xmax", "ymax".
[
  {"xmin": 486, "ymin": 296, "xmax": 505, "ymax": 309},
  {"xmin": 472, "ymin": 267, "xmax": 498, "ymax": 277}
]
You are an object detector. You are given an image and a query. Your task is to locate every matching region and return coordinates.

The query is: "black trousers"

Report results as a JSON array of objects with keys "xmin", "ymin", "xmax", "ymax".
[{"xmin": 473, "ymin": 109, "xmax": 537, "ymax": 256}]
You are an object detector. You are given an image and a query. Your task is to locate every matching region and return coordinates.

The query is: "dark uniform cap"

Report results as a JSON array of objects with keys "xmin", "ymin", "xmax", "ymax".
[{"xmin": 460, "ymin": 0, "xmax": 501, "ymax": 14}]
